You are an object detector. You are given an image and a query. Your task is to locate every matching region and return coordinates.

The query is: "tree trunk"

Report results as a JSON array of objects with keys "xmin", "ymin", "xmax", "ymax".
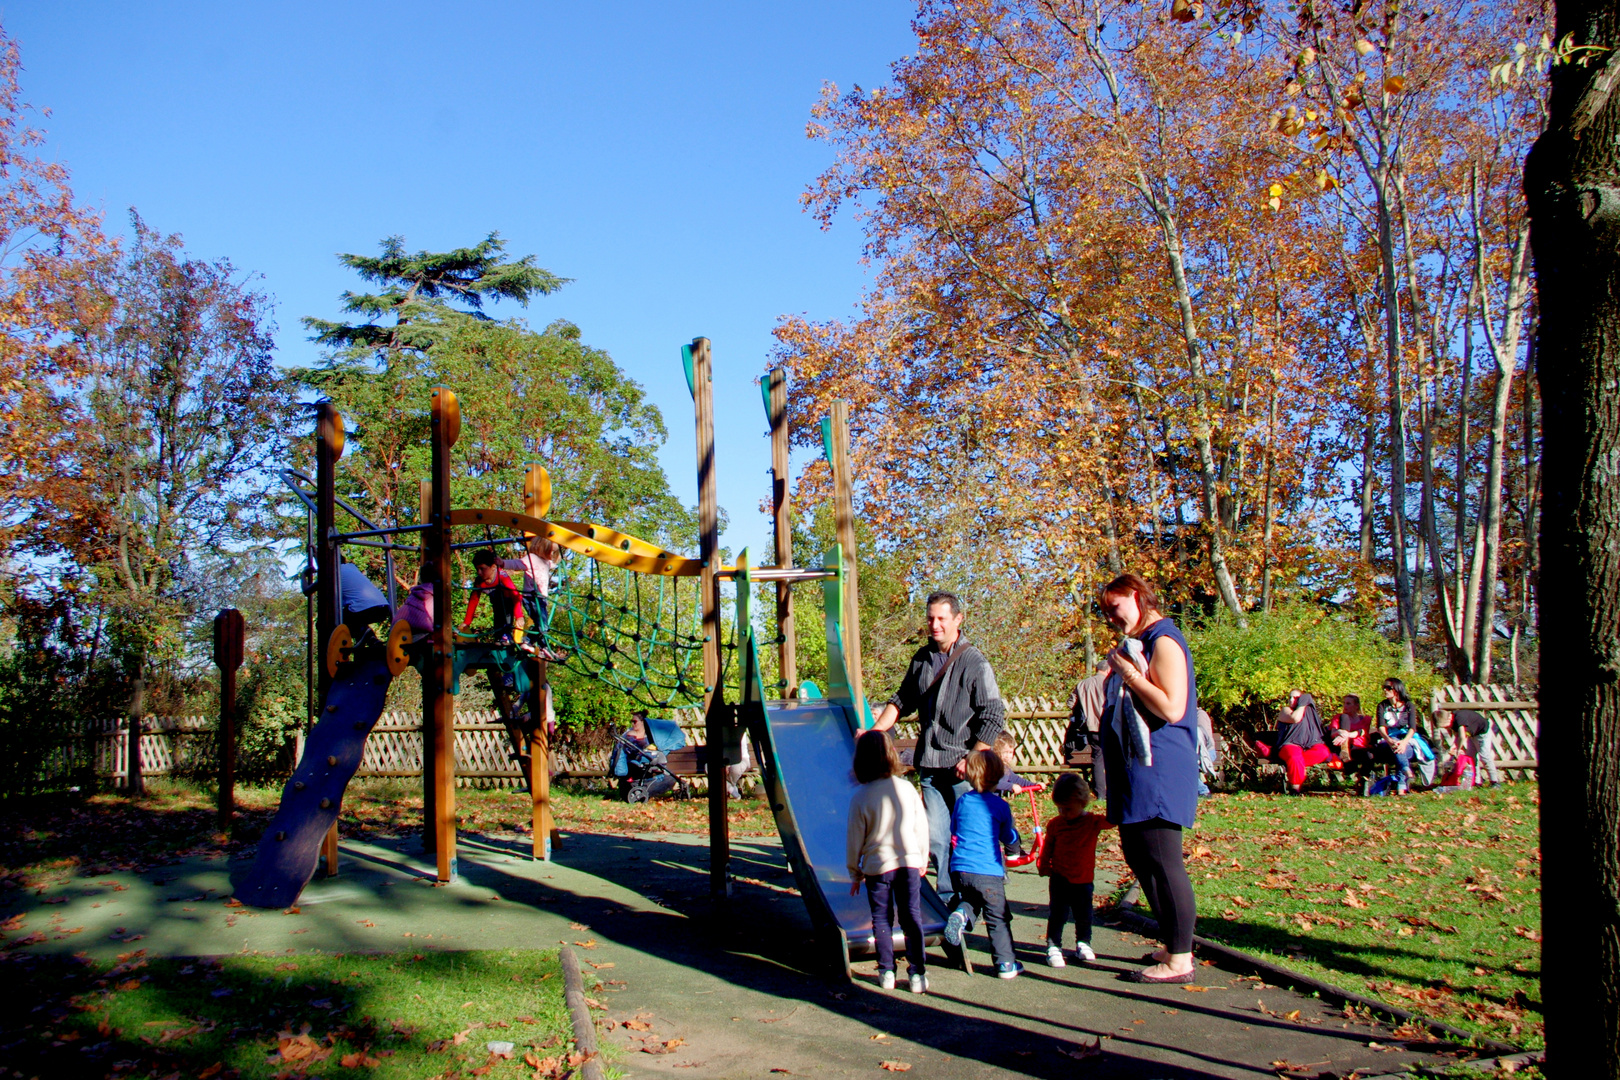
[
  {"xmin": 1377, "ymin": 189, "xmax": 1417, "ymax": 665},
  {"xmin": 1523, "ymin": 1, "xmax": 1620, "ymax": 1067},
  {"xmin": 1260, "ymin": 382, "xmax": 1278, "ymax": 612}
]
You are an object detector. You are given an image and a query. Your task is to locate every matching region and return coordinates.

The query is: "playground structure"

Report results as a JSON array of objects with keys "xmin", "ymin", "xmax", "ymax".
[{"xmin": 234, "ymin": 338, "xmax": 953, "ymax": 975}]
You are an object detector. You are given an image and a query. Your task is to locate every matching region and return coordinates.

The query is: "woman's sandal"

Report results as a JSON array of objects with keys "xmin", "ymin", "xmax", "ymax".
[{"xmin": 1122, "ymin": 968, "xmax": 1196, "ymax": 984}]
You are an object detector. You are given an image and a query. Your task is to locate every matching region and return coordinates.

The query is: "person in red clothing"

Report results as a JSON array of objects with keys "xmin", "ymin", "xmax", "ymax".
[
  {"xmin": 1037, "ymin": 771, "xmax": 1115, "ymax": 966},
  {"xmin": 462, "ymin": 549, "xmax": 523, "ymax": 643},
  {"xmin": 1250, "ymin": 690, "xmax": 1333, "ymax": 794}
]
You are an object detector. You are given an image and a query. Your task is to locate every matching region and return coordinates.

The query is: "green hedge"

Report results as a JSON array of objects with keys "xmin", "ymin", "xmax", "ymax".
[{"xmin": 1184, "ymin": 606, "xmax": 1439, "ymax": 734}]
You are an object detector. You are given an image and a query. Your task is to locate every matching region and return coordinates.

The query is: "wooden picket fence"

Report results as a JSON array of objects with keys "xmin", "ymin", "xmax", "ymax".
[{"xmin": 1429, "ymin": 683, "xmax": 1539, "ymax": 776}]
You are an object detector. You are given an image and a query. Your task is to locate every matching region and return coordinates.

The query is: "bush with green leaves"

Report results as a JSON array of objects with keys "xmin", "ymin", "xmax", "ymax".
[{"xmin": 1185, "ymin": 605, "xmax": 1440, "ymax": 738}]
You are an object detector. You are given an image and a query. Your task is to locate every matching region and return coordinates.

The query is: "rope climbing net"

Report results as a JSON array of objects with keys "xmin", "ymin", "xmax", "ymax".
[{"xmin": 547, "ymin": 559, "xmax": 724, "ymax": 710}]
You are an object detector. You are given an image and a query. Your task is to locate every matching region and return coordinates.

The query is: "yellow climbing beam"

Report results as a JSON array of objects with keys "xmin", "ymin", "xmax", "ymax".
[{"xmin": 447, "ymin": 508, "xmax": 702, "ymax": 577}]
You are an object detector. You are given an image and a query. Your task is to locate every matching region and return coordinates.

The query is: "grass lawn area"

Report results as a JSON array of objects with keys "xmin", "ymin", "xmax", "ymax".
[
  {"xmin": 1162, "ymin": 784, "xmax": 1542, "ymax": 1050},
  {"xmin": 0, "ymin": 947, "xmax": 579, "ymax": 1080}
]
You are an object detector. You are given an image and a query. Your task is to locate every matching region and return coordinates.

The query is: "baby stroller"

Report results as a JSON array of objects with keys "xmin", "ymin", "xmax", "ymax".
[{"xmin": 609, "ymin": 716, "xmax": 691, "ymax": 803}]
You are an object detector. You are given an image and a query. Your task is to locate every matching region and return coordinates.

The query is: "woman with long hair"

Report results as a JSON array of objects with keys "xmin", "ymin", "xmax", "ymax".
[{"xmin": 1097, "ymin": 573, "xmax": 1200, "ymax": 984}]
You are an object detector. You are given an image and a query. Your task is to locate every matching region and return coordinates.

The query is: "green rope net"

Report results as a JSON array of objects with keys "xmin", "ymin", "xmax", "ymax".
[{"xmin": 547, "ymin": 559, "xmax": 719, "ymax": 710}]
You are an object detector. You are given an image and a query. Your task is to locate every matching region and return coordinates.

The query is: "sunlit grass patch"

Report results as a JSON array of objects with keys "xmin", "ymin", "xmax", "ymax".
[
  {"xmin": 1169, "ymin": 785, "xmax": 1541, "ymax": 1049},
  {"xmin": 0, "ymin": 947, "xmax": 578, "ymax": 1079}
]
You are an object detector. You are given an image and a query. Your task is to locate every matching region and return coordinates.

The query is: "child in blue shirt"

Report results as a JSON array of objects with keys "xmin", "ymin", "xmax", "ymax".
[{"xmin": 944, "ymin": 749, "xmax": 1024, "ymax": 978}]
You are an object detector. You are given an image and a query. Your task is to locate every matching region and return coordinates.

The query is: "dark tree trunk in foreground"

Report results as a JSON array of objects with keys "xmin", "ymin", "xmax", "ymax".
[{"xmin": 1524, "ymin": 0, "xmax": 1620, "ymax": 1069}]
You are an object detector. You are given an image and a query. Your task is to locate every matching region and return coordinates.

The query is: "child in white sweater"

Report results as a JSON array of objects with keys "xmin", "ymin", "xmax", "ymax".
[{"xmin": 846, "ymin": 728, "xmax": 931, "ymax": 993}]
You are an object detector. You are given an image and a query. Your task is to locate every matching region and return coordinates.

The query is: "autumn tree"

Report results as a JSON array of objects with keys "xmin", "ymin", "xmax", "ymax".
[
  {"xmin": 40, "ymin": 214, "xmax": 288, "ymax": 792},
  {"xmin": 1523, "ymin": 0, "xmax": 1620, "ymax": 1067},
  {"xmin": 0, "ymin": 24, "xmax": 109, "ymax": 554}
]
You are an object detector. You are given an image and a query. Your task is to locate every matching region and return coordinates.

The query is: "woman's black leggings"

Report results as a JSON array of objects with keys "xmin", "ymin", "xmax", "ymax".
[{"xmin": 1120, "ymin": 818, "xmax": 1196, "ymax": 954}]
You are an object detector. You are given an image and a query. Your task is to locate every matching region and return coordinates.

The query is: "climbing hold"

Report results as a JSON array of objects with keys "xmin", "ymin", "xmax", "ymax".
[
  {"xmin": 275, "ymin": 831, "xmax": 286, "ymax": 841},
  {"xmin": 319, "ymin": 798, "xmax": 332, "ymax": 809},
  {"xmin": 294, "ymin": 781, "xmax": 306, "ymax": 790},
  {"xmin": 327, "ymin": 755, "xmax": 338, "ymax": 766}
]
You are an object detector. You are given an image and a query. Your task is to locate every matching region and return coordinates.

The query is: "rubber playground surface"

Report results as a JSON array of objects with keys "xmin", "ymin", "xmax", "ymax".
[{"xmin": 10, "ymin": 826, "xmax": 1474, "ymax": 1079}]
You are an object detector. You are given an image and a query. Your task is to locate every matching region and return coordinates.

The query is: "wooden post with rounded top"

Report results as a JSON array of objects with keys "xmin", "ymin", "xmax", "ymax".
[
  {"xmin": 768, "ymin": 368, "xmax": 797, "ymax": 697},
  {"xmin": 428, "ymin": 387, "xmax": 460, "ymax": 882},
  {"xmin": 524, "ymin": 461, "xmax": 556, "ymax": 860},
  {"xmin": 315, "ymin": 403, "xmax": 344, "ymax": 873},
  {"xmin": 829, "ymin": 400, "xmax": 866, "ymax": 719},
  {"xmin": 689, "ymin": 337, "xmax": 730, "ymax": 899},
  {"xmin": 213, "ymin": 608, "xmax": 244, "ymax": 828}
]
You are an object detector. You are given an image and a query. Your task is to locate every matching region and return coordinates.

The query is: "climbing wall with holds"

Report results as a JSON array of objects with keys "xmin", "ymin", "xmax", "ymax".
[{"xmin": 236, "ymin": 656, "xmax": 394, "ymax": 908}]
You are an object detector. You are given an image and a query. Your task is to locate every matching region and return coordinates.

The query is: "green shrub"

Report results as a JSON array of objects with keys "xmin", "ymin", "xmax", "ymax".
[{"xmin": 1185, "ymin": 605, "xmax": 1439, "ymax": 735}]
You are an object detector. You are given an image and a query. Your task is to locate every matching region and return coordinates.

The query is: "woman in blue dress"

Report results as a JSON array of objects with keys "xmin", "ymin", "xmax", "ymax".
[{"xmin": 1098, "ymin": 573, "xmax": 1200, "ymax": 984}]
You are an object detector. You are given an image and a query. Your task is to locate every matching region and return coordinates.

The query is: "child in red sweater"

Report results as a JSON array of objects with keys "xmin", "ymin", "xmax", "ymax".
[{"xmin": 1036, "ymin": 772, "xmax": 1115, "ymax": 965}]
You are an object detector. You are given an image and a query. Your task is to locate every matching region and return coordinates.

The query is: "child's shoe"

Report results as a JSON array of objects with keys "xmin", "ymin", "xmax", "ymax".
[
  {"xmin": 1045, "ymin": 943, "xmax": 1066, "ymax": 968},
  {"xmin": 1074, "ymin": 942, "xmax": 1096, "ymax": 963},
  {"xmin": 908, "ymin": 972, "xmax": 928, "ymax": 994},
  {"xmin": 996, "ymin": 961, "xmax": 1025, "ymax": 979},
  {"xmin": 943, "ymin": 907, "xmax": 969, "ymax": 947},
  {"xmin": 878, "ymin": 969, "xmax": 895, "ymax": 991}
]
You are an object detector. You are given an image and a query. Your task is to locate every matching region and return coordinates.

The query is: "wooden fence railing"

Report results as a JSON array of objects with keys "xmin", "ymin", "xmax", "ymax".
[
  {"xmin": 87, "ymin": 696, "xmax": 1079, "ymax": 790},
  {"xmin": 80, "ymin": 688, "xmax": 1539, "ymax": 791},
  {"xmin": 1429, "ymin": 683, "xmax": 1539, "ymax": 776}
]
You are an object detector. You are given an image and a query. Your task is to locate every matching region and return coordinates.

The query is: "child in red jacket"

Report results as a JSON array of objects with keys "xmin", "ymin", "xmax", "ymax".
[{"xmin": 1037, "ymin": 772, "xmax": 1115, "ymax": 965}]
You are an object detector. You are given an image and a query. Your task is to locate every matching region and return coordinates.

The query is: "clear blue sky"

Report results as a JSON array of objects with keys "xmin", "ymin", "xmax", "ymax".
[{"xmin": 7, "ymin": 2, "xmax": 914, "ymax": 560}]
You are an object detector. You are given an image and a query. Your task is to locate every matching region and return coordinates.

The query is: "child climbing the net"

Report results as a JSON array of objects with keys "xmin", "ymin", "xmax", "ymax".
[
  {"xmin": 462, "ymin": 549, "xmax": 523, "ymax": 645},
  {"xmin": 501, "ymin": 536, "xmax": 565, "ymax": 660}
]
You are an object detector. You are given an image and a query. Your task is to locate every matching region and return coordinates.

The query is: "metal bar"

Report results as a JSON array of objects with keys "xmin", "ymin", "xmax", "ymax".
[
  {"xmin": 717, "ymin": 567, "xmax": 836, "ymax": 583},
  {"xmin": 334, "ymin": 522, "xmax": 433, "ymax": 542},
  {"xmin": 451, "ymin": 535, "xmax": 529, "ymax": 551},
  {"xmin": 340, "ymin": 538, "xmax": 422, "ymax": 553}
]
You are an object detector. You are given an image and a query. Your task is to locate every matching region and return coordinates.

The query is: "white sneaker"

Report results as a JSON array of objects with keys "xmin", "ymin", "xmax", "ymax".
[
  {"xmin": 908, "ymin": 972, "xmax": 928, "ymax": 994},
  {"xmin": 1075, "ymin": 942, "xmax": 1096, "ymax": 963},
  {"xmin": 1045, "ymin": 943, "xmax": 1066, "ymax": 968},
  {"xmin": 878, "ymin": 969, "xmax": 896, "ymax": 990}
]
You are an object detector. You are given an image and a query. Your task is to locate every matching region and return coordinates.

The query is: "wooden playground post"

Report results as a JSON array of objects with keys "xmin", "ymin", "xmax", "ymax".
[
  {"xmin": 213, "ymin": 608, "xmax": 244, "ymax": 828},
  {"xmin": 428, "ymin": 387, "xmax": 460, "ymax": 882},
  {"xmin": 690, "ymin": 337, "xmax": 730, "ymax": 899},
  {"xmin": 419, "ymin": 478, "xmax": 437, "ymax": 852},
  {"xmin": 523, "ymin": 461, "xmax": 556, "ymax": 860},
  {"xmin": 768, "ymin": 367, "xmax": 797, "ymax": 697},
  {"xmin": 315, "ymin": 403, "xmax": 344, "ymax": 874},
  {"xmin": 828, "ymin": 400, "xmax": 866, "ymax": 717}
]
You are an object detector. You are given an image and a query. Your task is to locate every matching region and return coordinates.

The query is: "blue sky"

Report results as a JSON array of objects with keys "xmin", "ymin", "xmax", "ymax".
[{"xmin": 8, "ymin": 2, "xmax": 914, "ymax": 560}]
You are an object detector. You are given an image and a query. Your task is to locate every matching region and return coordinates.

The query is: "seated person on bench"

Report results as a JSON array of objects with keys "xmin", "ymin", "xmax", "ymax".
[
  {"xmin": 462, "ymin": 549, "xmax": 523, "ymax": 644},
  {"xmin": 1250, "ymin": 690, "xmax": 1333, "ymax": 795}
]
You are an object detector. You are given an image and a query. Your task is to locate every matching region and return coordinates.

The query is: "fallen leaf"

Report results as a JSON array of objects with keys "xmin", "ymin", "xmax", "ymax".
[
  {"xmin": 586, "ymin": 961, "xmax": 615, "ymax": 969},
  {"xmin": 622, "ymin": 1020, "xmax": 653, "ymax": 1031},
  {"xmin": 574, "ymin": 940, "xmax": 598, "ymax": 949},
  {"xmin": 1059, "ymin": 1037, "xmax": 1104, "ymax": 1060},
  {"xmin": 879, "ymin": 1061, "xmax": 912, "ymax": 1072},
  {"xmin": 197, "ymin": 1064, "xmax": 224, "ymax": 1079}
]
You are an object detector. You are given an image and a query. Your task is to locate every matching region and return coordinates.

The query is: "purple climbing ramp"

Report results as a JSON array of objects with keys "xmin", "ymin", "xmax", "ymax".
[{"xmin": 236, "ymin": 655, "xmax": 393, "ymax": 908}]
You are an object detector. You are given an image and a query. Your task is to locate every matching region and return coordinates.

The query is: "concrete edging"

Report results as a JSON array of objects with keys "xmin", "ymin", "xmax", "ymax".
[
  {"xmin": 558, "ymin": 945, "xmax": 607, "ymax": 1080},
  {"xmin": 1107, "ymin": 900, "xmax": 1522, "ymax": 1058}
]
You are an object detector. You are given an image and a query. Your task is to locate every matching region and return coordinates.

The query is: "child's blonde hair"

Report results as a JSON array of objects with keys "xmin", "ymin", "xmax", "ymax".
[
  {"xmin": 961, "ymin": 749, "xmax": 1005, "ymax": 793},
  {"xmin": 993, "ymin": 732, "xmax": 1017, "ymax": 758}
]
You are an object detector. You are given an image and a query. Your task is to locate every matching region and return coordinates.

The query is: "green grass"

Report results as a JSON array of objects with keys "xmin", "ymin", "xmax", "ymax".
[
  {"xmin": 0, "ymin": 947, "xmax": 577, "ymax": 1080},
  {"xmin": 1166, "ymin": 784, "xmax": 1541, "ymax": 1049}
]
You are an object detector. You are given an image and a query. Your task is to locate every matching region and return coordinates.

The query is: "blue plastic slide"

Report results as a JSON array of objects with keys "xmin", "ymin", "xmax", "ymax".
[{"xmin": 236, "ymin": 656, "xmax": 393, "ymax": 908}]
